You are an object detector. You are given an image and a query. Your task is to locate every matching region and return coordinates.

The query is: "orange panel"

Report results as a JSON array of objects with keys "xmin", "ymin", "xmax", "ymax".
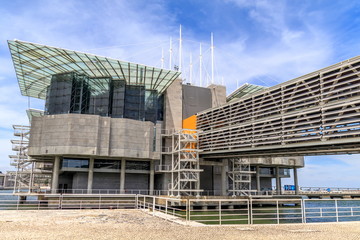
[{"xmin": 182, "ymin": 115, "xmax": 197, "ymax": 130}]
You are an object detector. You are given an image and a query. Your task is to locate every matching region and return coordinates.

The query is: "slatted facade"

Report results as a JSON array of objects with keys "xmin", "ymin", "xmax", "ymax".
[{"xmin": 197, "ymin": 56, "xmax": 360, "ymax": 156}]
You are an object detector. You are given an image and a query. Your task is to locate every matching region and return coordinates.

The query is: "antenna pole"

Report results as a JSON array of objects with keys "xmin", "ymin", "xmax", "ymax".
[
  {"xmin": 179, "ymin": 25, "xmax": 182, "ymax": 74},
  {"xmin": 161, "ymin": 48, "xmax": 164, "ymax": 69},
  {"xmin": 199, "ymin": 43, "xmax": 202, "ymax": 87},
  {"xmin": 169, "ymin": 37, "xmax": 172, "ymax": 70},
  {"xmin": 211, "ymin": 32, "xmax": 214, "ymax": 84},
  {"xmin": 189, "ymin": 53, "xmax": 193, "ymax": 84}
]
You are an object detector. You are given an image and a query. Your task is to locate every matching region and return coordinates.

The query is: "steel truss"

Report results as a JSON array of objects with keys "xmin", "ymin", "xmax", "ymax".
[
  {"xmin": 168, "ymin": 129, "xmax": 203, "ymax": 197},
  {"xmin": 228, "ymin": 158, "xmax": 256, "ymax": 196}
]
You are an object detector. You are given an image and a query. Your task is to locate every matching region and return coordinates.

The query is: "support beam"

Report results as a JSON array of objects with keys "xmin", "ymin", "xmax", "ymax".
[
  {"xmin": 256, "ymin": 165, "xmax": 261, "ymax": 193},
  {"xmin": 149, "ymin": 160, "xmax": 155, "ymax": 195},
  {"xmin": 120, "ymin": 159, "xmax": 126, "ymax": 194},
  {"xmin": 294, "ymin": 167, "xmax": 299, "ymax": 195},
  {"xmin": 276, "ymin": 166, "xmax": 281, "ymax": 195},
  {"xmin": 87, "ymin": 157, "xmax": 94, "ymax": 194},
  {"xmin": 51, "ymin": 156, "xmax": 60, "ymax": 194},
  {"xmin": 221, "ymin": 159, "xmax": 228, "ymax": 196}
]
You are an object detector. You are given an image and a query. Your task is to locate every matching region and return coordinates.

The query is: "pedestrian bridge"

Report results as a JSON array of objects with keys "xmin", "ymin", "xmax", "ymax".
[{"xmin": 197, "ymin": 55, "xmax": 360, "ymax": 157}]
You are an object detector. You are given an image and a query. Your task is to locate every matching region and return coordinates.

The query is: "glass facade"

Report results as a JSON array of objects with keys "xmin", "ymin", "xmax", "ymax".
[
  {"xmin": 94, "ymin": 159, "xmax": 121, "ymax": 169},
  {"xmin": 45, "ymin": 72, "xmax": 164, "ymax": 123},
  {"xmin": 61, "ymin": 158, "xmax": 89, "ymax": 168},
  {"xmin": 126, "ymin": 161, "xmax": 150, "ymax": 171}
]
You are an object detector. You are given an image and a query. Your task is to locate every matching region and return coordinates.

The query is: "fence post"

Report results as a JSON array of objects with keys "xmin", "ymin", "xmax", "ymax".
[
  {"xmin": 303, "ymin": 199, "xmax": 307, "ymax": 223},
  {"xmin": 135, "ymin": 194, "xmax": 138, "ymax": 209},
  {"xmin": 153, "ymin": 196, "xmax": 156, "ymax": 216},
  {"xmin": 80, "ymin": 200, "xmax": 82, "ymax": 210},
  {"xmin": 186, "ymin": 199, "xmax": 189, "ymax": 222},
  {"xmin": 144, "ymin": 196, "xmax": 146, "ymax": 210},
  {"xmin": 219, "ymin": 200, "xmax": 222, "ymax": 225},
  {"xmin": 250, "ymin": 198, "xmax": 253, "ymax": 224},
  {"xmin": 335, "ymin": 200, "xmax": 339, "ymax": 222},
  {"xmin": 276, "ymin": 200, "xmax": 280, "ymax": 224},
  {"xmin": 38, "ymin": 200, "xmax": 40, "ymax": 210},
  {"xmin": 165, "ymin": 199, "xmax": 168, "ymax": 215},
  {"xmin": 300, "ymin": 199, "xmax": 304, "ymax": 223}
]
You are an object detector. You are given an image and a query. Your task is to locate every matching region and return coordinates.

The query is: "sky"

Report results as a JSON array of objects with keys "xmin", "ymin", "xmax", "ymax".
[{"xmin": 1, "ymin": 0, "xmax": 360, "ymax": 188}]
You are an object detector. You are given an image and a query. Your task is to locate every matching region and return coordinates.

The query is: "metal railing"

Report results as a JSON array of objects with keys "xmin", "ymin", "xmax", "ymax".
[
  {"xmin": 137, "ymin": 196, "xmax": 360, "ymax": 225},
  {"xmin": 0, "ymin": 194, "xmax": 137, "ymax": 210},
  {"xmin": 2, "ymin": 194, "xmax": 360, "ymax": 225}
]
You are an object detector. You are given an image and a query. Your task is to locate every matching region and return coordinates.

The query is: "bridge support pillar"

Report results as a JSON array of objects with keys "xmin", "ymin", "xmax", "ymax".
[
  {"xmin": 294, "ymin": 167, "xmax": 299, "ymax": 195},
  {"xmin": 276, "ymin": 166, "xmax": 281, "ymax": 195},
  {"xmin": 256, "ymin": 166, "xmax": 261, "ymax": 194}
]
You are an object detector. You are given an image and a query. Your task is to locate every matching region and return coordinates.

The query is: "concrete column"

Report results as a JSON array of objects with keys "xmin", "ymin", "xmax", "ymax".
[
  {"xmin": 87, "ymin": 158, "xmax": 94, "ymax": 194},
  {"xmin": 51, "ymin": 156, "xmax": 60, "ymax": 194},
  {"xmin": 294, "ymin": 167, "xmax": 299, "ymax": 195},
  {"xmin": 221, "ymin": 159, "xmax": 228, "ymax": 196},
  {"xmin": 256, "ymin": 166, "xmax": 261, "ymax": 194},
  {"xmin": 120, "ymin": 159, "xmax": 126, "ymax": 194},
  {"xmin": 276, "ymin": 166, "xmax": 281, "ymax": 195},
  {"xmin": 149, "ymin": 160, "xmax": 155, "ymax": 195}
]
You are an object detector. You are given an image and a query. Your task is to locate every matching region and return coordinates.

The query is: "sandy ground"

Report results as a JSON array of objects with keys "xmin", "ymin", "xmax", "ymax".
[{"xmin": 1, "ymin": 210, "xmax": 360, "ymax": 240}]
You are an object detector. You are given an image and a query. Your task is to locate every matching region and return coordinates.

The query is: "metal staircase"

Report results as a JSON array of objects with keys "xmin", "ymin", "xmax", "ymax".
[
  {"xmin": 159, "ymin": 129, "xmax": 203, "ymax": 197},
  {"xmin": 9, "ymin": 125, "xmax": 52, "ymax": 193},
  {"xmin": 228, "ymin": 157, "xmax": 256, "ymax": 196}
]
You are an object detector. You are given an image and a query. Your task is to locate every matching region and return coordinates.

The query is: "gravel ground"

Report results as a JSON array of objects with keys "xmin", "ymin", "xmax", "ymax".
[{"xmin": 1, "ymin": 209, "xmax": 360, "ymax": 240}]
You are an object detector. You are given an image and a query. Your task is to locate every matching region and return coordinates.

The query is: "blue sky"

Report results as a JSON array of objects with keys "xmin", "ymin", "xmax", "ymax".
[{"xmin": 1, "ymin": 0, "xmax": 360, "ymax": 188}]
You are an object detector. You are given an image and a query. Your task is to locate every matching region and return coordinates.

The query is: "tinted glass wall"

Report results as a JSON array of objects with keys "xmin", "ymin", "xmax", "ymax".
[{"xmin": 45, "ymin": 72, "xmax": 163, "ymax": 123}]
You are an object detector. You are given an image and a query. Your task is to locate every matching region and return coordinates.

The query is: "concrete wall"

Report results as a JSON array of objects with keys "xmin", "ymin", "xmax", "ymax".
[
  {"xmin": 124, "ymin": 173, "xmax": 149, "ymax": 190},
  {"xmin": 249, "ymin": 156, "xmax": 304, "ymax": 167},
  {"xmin": 164, "ymin": 79, "xmax": 183, "ymax": 131},
  {"xmin": 182, "ymin": 84, "xmax": 212, "ymax": 119},
  {"xmin": 72, "ymin": 172, "xmax": 88, "ymax": 190},
  {"xmin": 29, "ymin": 114, "xmax": 160, "ymax": 160},
  {"xmin": 208, "ymin": 84, "xmax": 226, "ymax": 107},
  {"xmin": 93, "ymin": 173, "xmax": 120, "ymax": 189}
]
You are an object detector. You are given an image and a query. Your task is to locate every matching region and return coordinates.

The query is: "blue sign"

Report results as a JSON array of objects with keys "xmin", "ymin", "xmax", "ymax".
[{"xmin": 284, "ymin": 185, "xmax": 296, "ymax": 191}]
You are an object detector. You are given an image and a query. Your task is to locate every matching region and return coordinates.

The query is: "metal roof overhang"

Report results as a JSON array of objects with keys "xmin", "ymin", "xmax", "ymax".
[
  {"xmin": 226, "ymin": 83, "xmax": 267, "ymax": 102},
  {"xmin": 8, "ymin": 40, "xmax": 181, "ymax": 99}
]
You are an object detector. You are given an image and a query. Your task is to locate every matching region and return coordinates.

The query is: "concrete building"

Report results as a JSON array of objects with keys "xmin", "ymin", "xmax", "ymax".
[{"xmin": 8, "ymin": 40, "xmax": 304, "ymax": 196}]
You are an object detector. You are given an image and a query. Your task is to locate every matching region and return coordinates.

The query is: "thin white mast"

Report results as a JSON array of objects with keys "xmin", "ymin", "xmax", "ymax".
[
  {"xmin": 161, "ymin": 48, "xmax": 164, "ymax": 69},
  {"xmin": 199, "ymin": 43, "xmax": 202, "ymax": 87},
  {"xmin": 179, "ymin": 25, "xmax": 182, "ymax": 73},
  {"xmin": 211, "ymin": 32, "xmax": 214, "ymax": 84},
  {"xmin": 169, "ymin": 37, "xmax": 172, "ymax": 70},
  {"xmin": 189, "ymin": 53, "xmax": 193, "ymax": 84}
]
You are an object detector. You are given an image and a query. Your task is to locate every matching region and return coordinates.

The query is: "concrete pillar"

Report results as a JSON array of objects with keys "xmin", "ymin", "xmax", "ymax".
[
  {"xmin": 51, "ymin": 156, "xmax": 60, "ymax": 194},
  {"xmin": 276, "ymin": 166, "xmax": 281, "ymax": 195},
  {"xmin": 149, "ymin": 160, "xmax": 155, "ymax": 195},
  {"xmin": 87, "ymin": 158, "xmax": 94, "ymax": 194},
  {"xmin": 294, "ymin": 167, "xmax": 299, "ymax": 195},
  {"xmin": 120, "ymin": 159, "xmax": 126, "ymax": 194},
  {"xmin": 221, "ymin": 159, "xmax": 228, "ymax": 196},
  {"xmin": 256, "ymin": 166, "xmax": 261, "ymax": 194}
]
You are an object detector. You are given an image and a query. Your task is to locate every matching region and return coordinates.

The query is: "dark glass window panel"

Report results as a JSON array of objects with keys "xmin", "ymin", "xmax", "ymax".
[
  {"xmin": 125, "ymin": 161, "xmax": 150, "ymax": 170},
  {"xmin": 124, "ymin": 85, "xmax": 145, "ymax": 121},
  {"xmin": 61, "ymin": 158, "xmax": 89, "ymax": 168},
  {"xmin": 145, "ymin": 90, "xmax": 158, "ymax": 123},
  {"xmin": 94, "ymin": 159, "xmax": 121, "ymax": 169},
  {"xmin": 110, "ymin": 80, "xmax": 126, "ymax": 118},
  {"xmin": 88, "ymin": 77, "xmax": 111, "ymax": 116}
]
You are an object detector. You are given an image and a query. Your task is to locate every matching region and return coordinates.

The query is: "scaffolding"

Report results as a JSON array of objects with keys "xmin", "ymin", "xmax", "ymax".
[
  {"xmin": 228, "ymin": 158, "xmax": 256, "ymax": 196},
  {"xmin": 9, "ymin": 125, "xmax": 52, "ymax": 193},
  {"xmin": 160, "ymin": 129, "xmax": 203, "ymax": 197}
]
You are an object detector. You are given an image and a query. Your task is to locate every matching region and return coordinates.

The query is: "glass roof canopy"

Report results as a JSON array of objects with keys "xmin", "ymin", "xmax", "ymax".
[
  {"xmin": 8, "ymin": 40, "xmax": 181, "ymax": 99},
  {"xmin": 226, "ymin": 83, "xmax": 267, "ymax": 102}
]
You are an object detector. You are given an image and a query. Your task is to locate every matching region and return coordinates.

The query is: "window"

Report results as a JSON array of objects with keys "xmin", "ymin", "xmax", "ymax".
[{"xmin": 61, "ymin": 158, "xmax": 89, "ymax": 168}]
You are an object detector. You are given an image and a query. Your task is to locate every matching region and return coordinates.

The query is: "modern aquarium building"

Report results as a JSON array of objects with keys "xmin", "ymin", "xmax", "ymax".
[{"xmin": 7, "ymin": 40, "xmax": 308, "ymax": 197}]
